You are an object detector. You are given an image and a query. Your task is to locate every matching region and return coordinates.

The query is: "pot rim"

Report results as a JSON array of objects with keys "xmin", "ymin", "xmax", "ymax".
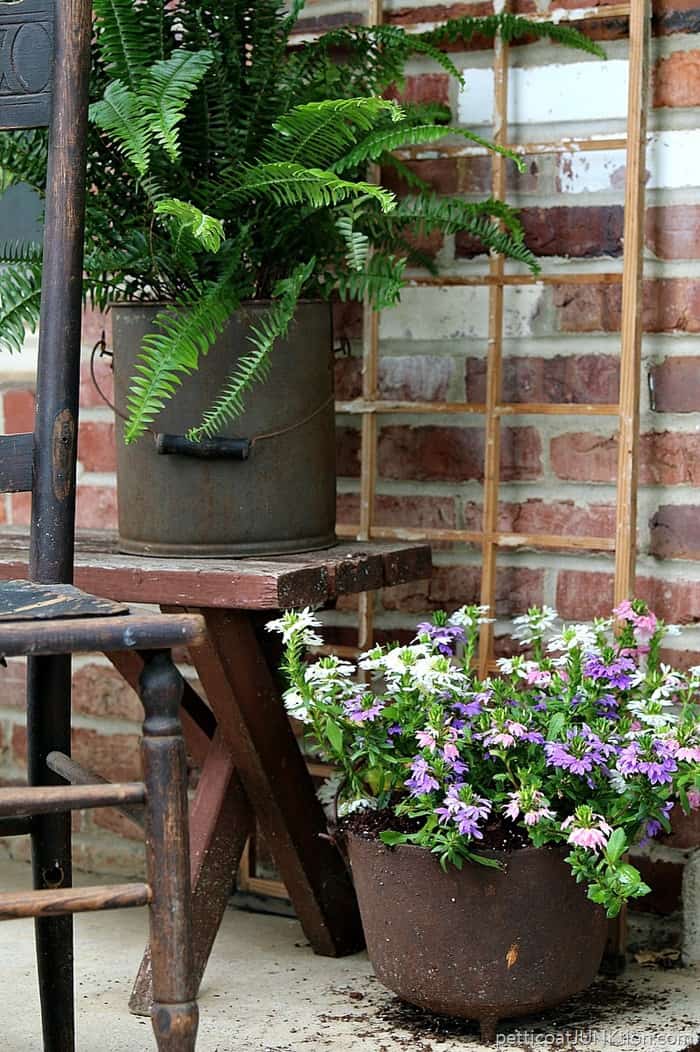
[
  {"xmin": 345, "ymin": 829, "xmax": 566, "ymax": 864},
  {"xmin": 108, "ymin": 297, "xmax": 328, "ymax": 309}
]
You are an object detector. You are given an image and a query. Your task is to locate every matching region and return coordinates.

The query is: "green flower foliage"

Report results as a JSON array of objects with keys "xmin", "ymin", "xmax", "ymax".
[{"xmin": 0, "ymin": 0, "xmax": 603, "ymax": 440}]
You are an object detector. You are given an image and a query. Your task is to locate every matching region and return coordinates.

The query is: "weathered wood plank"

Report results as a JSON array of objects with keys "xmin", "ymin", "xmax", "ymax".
[
  {"xmin": 0, "ymin": 579, "xmax": 127, "ymax": 620},
  {"xmin": 0, "ymin": 530, "xmax": 431, "ymax": 609},
  {"xmin": 0, "ymin": 882, "xmax": 151, "ymax": 920},
  {"xmin": 0, "ymin": 434, "xmax": 33, "ymax": 492},
  {"xmin": 0, "ymin": 611, "xmax": 205, "ymax": 657},
  {"xmin": 0, "ymin": 0, "xmax": 54, "ymax": 130}
]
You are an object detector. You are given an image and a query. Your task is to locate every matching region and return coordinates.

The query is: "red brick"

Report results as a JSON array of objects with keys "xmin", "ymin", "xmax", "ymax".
[
  {"xmin": 654, "ymin": 49, "xmax": 700, "ymax": 107},
  {"xmin": 629, "ymin": 856, "xmax": 683, "ymax": 915},
  {"xmin": 336, "ymin": 355, "xmax": 454, "ymax": 403},
  {"xmin": 9, "ymin": 491, "xmax": 31, "ymax": 527},
  {"xmin": 71, "ymin": 728, "xmax": 142, "ymax": 782},
  {"xmin": 649, "ymin": 505, "xmax": 700, "ymax": 560},
  {"xmin": 3, "ymin": 388, "xmax": 35, "ymax": 433},
  {"xmin": 388, "ymin": 73, "xmax": 450, "ymax": 107},
  {"xmin": 333, "ymin": 301, "xmax": 363, "ymax": 342},
  {"xmin": 463, "ymin": 499, "xmax": 616, "ymax": 540},
  {"xmin": 466, "ymin": 354, "xmax": 619, "ymax": 404},
  {"xmin": 382, "ymin": 155, "xmax": 538, "ymax": 198},
  {"xmin": 75, "ymin": 485, "xmax": 118, "ymax": 530},
  {"xmin": 72, "ymin": 663, "xmax": 142, "ymax": 722},
  {"xmin": 77, "ymin": 420, "xmax": 117, "ymax": 473},
  {"xmin": 382, "ymin": 565, "xmax": 544, "ymax": 615},
  {"xmin": 79, "ymin": 355, "xmax": 114, "ymax": 409},
  {"xmin": 81, "ymin": 307, "xmax": 112, "ymax": 348},
  {"xmin": 554, "ymin": 279, "xmax": 700, "ymax": 334},
  {"xmin": 336, "ymin": 426, "xmax": 361, "ymax": 478},
  {"xmin": 557, "ymin": 569, "xmax": 700, "ymax": 624},
  {"xmin": 649, "ymin": 356, "xmax": 700, "ymax": 412},
  {"xmin": 646, "ymin": 205, "xmax": 700, "ymax": 260},
  {"xmin": 377, "ymin": 425, "xmax": 541, "ymax": 482},
  {"xmin": 0, "ymin": 498, "xmax": 8, "ymax": 527},
  {"xmin": 551, "ymin": 430, "xmax": 700, "ymax": 485},
  {"xmin": 458, "ymin": 206, "xmax": 623, "ymax": 260},
  {"xmin": 11, "ymin": 723, "xmax": 26, "ymax": 767},
  {"xmin": 337, "ymin": 492, "xmax": 456, "ymax": 532},
  {"xmin": 0, "ymin": 660, "xmax": 26, "ymax": 709}
]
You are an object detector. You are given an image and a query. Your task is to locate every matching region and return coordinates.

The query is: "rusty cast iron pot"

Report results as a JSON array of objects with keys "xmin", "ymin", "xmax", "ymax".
[{"xmin": 346, "ymin": 833, "xmax": 608, "ymax": 1042}]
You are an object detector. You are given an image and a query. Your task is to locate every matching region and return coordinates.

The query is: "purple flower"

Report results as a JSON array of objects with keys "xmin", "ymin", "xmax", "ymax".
[
  {"xmin": 641, "ymin": 800, "xmax": 674, "ymax": 845},
  {"xmin": 453, "ymin": 698, "xmax": 484, "ymax": 718},
  {"xmin": 436, "ymin": 785, "xmax": 491, "ymax": 839},
  {"xmin": 405, "ymin": 756, "xmax": 440, "ymax": 796},
  {"xmin": 343, "ymin": 695, "xmax": 384, "ymax": 724},
  {"xmin": 545, "ymin": 725, "xmax": 617, "ymax": 775},
  {"xmin": 415, "ymin": 622, "xmax": 466, "ymax": 656},
  {"xmin": 387, "ymin": 724, "xmax": 402, "ymax": 737},
  {"xmin": 584, "ymin": 654, "xmax": 636, "ymax": 690},
  {"xmin": 618, "ymin": 739, "xmax": 677, "ymax": 785}
]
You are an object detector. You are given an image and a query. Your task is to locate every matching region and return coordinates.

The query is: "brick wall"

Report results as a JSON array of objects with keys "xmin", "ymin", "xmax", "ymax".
[{"xmin": 0, "ymin": 0, "xmax": 699, "ymax": 949}]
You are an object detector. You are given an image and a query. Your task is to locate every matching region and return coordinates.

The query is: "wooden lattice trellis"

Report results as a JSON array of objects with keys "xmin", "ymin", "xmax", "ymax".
[{"xmin": 240, "ymin": 0, "xmax": 652, "ymax": 910}]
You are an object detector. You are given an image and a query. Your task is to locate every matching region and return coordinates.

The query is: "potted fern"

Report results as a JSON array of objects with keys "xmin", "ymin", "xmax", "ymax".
[{"xmin": 0, "ymin": 1, "xmax": 603, "ymax": 555}]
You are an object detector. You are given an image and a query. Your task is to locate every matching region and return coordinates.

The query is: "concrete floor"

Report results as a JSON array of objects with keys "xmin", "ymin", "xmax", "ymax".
[{"xmin": 0, "ymin": 857, "xmax": 698, "ymax": 1052}]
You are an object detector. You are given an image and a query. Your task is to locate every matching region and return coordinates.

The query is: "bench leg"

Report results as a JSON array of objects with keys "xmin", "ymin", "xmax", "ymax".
[
  {"xmin": 27, "ymin": 654, "xmax": 75, "ymax": 1052},
  {"xmin": 140, "ymin": 651, "xmax": 198, "ymax": 1052}
]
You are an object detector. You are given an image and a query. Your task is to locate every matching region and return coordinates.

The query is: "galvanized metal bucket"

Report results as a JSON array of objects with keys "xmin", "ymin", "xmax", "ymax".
[
  {"xmin": 111, "ymin": 301, "xmax": 337, "ymax": 557},
  {"xmin": 346, "ymin": 834, "xmax": 608, "ymax": 1042}
]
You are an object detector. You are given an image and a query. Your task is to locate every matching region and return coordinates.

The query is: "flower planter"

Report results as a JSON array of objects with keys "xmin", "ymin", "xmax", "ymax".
[
  {"xmin": 111, "ymin": 301, "xmax": 336, "ymax": 556},
  {"xmin": 346, "ymin": 833, "xmax": 608, "ymax": 1043}
]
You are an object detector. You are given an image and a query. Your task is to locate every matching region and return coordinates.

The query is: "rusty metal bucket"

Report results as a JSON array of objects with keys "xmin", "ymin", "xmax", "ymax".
[
  {"xmin": 346, "ymin": 833, "xmax": 608, "ymax": 1042},
  {"xmin": 111, "ymin": 301, "xmax": 337, "ymax": 557}
]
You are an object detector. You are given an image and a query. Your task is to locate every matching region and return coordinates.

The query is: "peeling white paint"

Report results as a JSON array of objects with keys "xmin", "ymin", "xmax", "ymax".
[
  {"xmin": 458, "ymin": 60, "xmax": 629, "ymax": 127},
  {"xmin": 380, "ymin": 286, "xmax": 543, "ymax": 341},
  {"xmin": 558, "ymin": 129, "xmax": 700, "ymax": 193}
]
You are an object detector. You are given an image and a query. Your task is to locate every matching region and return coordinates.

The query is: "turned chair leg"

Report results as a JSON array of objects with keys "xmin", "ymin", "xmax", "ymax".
[
  {"xmin": 139, "ymin": 651, "xmax": 198, "ymax": 1052},
  {"xmin": 27, "ymin": 654, "xmax": 75, "ymax": 1052}
]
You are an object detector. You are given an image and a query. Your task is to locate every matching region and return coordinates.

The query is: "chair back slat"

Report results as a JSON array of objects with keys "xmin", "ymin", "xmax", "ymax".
[
  {"xmin": 0, "ymin": 0, "xmax": 54, "ymax": 130},
  {"xmin": 0, "ymin": 433, "xmax": 33, "ymax": 491}
]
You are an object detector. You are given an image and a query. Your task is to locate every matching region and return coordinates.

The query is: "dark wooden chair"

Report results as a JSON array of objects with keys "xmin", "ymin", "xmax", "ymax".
[{"xmin": 0, "ymin": 1, "xmax": 203, "ymax": 1048}]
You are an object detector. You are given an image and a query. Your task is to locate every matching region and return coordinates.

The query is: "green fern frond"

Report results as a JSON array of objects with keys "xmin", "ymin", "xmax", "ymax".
[
  {"xmin": 334, "ymin": 123, "xmax": 523, "ymax": 174},
  {"xmin": 282, "ymin": 0, "xmax": 308, "ymax": 33},
  {"xmin": 89, "ymin": 82, "xmax": 150, "ymax": 175},
  {"xmin": 0, "ymin": 262, "xmax": 42, "ymax": 354},
  {"xmin": 420, "ymin": 12, "xmax": 606, "ymax": 59},
  {"xmin": 235, "ymin": 162, "xmax": 396, "ymax": 213},
  {"xmin": 335, "ymin": 253, "xmax": 407, "ymax": 311},
  {"xmin": 336, "ymin": 207, "xmax": 370, "ymax": 272},
  {"xmin": 379, "ymin": 153, "xmax": 431, "ymax": 194},
  {"xmin": 0, "ymin": 129, "xmax": 48, "ymax": 194},
  {"xmin": 155, "ymin": 199, "xmax": 225, "ymax": 253},
  {"xmin": 0, "ymin": 241, "xmax": 43, "ymax": 265},
  {"xmin": 389, "ymin": 195, "xmax": 525, "ymax": 243},
  {"xmin": 266, "ymin": 97, "xmax": 402, "ymax": 168},
  {"xmin": 188, "ymin": 258, "xmax": 316, "ymax": 441},
  {"xmin": 124, "ymin": 262, "xmax": 241, "ymax": 443},
  {"xmin": 93, "ymin": 0, "xmax": 154, "ymax": 90},
  {"xmin": 140, "ymin": 50, "xmax": 215, "ymax": 163}
]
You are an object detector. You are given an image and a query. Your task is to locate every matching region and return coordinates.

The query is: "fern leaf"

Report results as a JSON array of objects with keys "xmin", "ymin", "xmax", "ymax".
[
  {"xmin": 0, "ymin": 241, "xmax": 43, "ymax": 265},
  {"xmin": 188, "ymin": 258, "xmax": 316, "ymax": 441},
  {"xmin": 266, "ymin": 97, "xmax": 402, "ymax": 168},
  {"xmin": 124, "ymin": 264, "xmax": 240, "ymax": 443},
  {"xmin": 235, "ymin": 162, "xmax": 395, "ymax": 213},
  {"xmin": 335, "ymin": 253, "xmax": 407, "ymax": 311},
  {"xmin": 89, "ymin": 82, "xmax": 151, "ymax": 175},
  {"xmin": 93, "ymin": 0, "xmax": 153, "ymax": 90},
  {"xmin": 0, "ymin": 262, "xmax": 42, "ymax": 355},
  {"xmin": 420, "ymin": 13, "xmax": 605, "ymax": 59},
  {"xmin": 155, "ymin": 199, "xmax": 225, "ymax": 253},
  {"xmin": 335, "ymin": 123, "xmax": 524, "ymax": 174},
  {"xmin": 336, "ymin": 207, "xmax": 370, "ymax": 272},
  {"xmin": 140, "ymin": 50, "xmax": 215, "ymax": 163}
]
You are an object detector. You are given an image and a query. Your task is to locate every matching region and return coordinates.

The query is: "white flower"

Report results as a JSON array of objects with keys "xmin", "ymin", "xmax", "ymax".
[
  {"xmin": 511, "ymin": 605, "xmax": 558, "ymax": 645},
  {"xmin": 282, "ymin": 688, "xmax": 311, "ymax": 724},
  {"xmin": 357, "ymin": 646, "xmax": 385, "ymax": 671},
  {"xmin": 547, "ymin": 623, "xmax": 597, "ymax": 654},
  {"xmin": 379, "ymin": 643, "xmax": 431, "ymax": 677},
  {"xmin": 449, "ymin": 604, "xmax": 494, "ymax": 628},
  {"xmin": 496, "ymin": 656, "xmax": 521, "ymax": 675},
  {"xmin": 337, "ymin": 796, "xmax": 378, "ymax": 817},
  {"xmin": 266, "ymin": 607, "xmax": 323, "ymax": 646},
  {"xmin": 407, "ymin": 656, "xmax": 470, "ymax": 694},
  {"xmin": 304, "ymin": 657, "xmax": 356, "ymax": 685}
]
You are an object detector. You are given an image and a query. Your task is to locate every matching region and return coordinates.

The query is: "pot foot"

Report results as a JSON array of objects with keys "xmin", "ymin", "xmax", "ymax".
[{"xmin": 479, "ymin": 1014, "xmax": 499, "ymax": 1043}]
